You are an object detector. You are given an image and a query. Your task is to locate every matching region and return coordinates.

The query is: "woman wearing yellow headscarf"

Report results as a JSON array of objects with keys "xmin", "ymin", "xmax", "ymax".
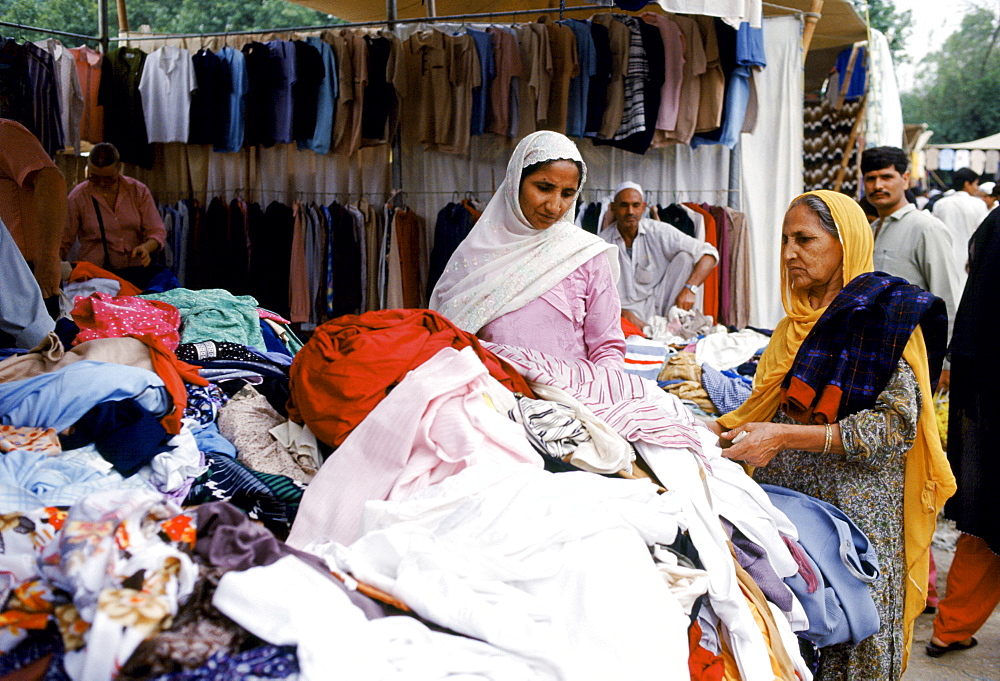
[{"xmin": 709, "ymin": 191, "xmax": 955, "ymax": 680}]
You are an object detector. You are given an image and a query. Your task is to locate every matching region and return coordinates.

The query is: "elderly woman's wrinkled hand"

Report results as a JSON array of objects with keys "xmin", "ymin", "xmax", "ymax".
[{"xmin": 719, "ymin": 423, "xmax": 786, "ymax": 467}]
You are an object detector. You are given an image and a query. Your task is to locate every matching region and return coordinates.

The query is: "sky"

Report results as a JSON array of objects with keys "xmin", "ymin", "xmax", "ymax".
[{"xmin": 891, "ymin": 0, "xmax": 974, "ymax": 91}]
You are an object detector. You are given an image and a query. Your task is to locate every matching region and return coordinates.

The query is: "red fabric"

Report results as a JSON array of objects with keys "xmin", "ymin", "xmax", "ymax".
[
  {"xmin": 684, "ymin": 203, "xmax": 719, "ymax": 321},
  {"xmin": 620, "ymin": 315, "xmax": 645, "ymax": 338},
  {"xmin": 130, "ymin": 333, "xmax": 208, "ymax": 435},
  {"xmin": 933, "ymin": 533, "xmax": 1000, "ymax": 644},
  {"xmin": 288, "ymin": 309, "xmax": 535, "ymax": 447},
  {"xmin": 68, "ymin": 261, "xmax": 143, "ymax": 296},
  {"xmin": 71, "ymin": 293, "xmax": 182, "ymax": 351},
  {"xmin": 687, "ymin": 621, "xmax": 725, "ymax": 681}
]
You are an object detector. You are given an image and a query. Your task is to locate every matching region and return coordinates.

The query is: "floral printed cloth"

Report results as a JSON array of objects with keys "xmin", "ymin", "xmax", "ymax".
[
  {"xmin": 0, "ymin": 425, "xmax": 61, "ymax": 455},
  {"xmin": 0, "ymin": 489, "xmax": 197, "ymax": 681}
]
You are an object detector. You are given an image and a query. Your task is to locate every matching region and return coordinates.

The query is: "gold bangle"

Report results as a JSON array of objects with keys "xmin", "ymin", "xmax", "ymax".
[{"xmin": 822, "ymin": 423, "xmax": 832, "ymax": 455}]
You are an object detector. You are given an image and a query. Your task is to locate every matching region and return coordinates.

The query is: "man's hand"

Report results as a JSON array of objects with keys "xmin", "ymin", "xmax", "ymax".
[
  {"xmin": 674, "ymin": 287, "xmax": 696, "ymax": 311},
  {"xmin": 936, "ymin": 369, "xmax": 950, "ymax": 393},
  {"xmin": 622, "ymin": 309, "xmax": 646, "ymax": 330}
]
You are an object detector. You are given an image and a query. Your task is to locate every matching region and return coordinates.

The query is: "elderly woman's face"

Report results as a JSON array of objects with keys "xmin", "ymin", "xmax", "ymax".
[
  {"xmin": 781, "ymin": 204, "xmax": 844, "ymax": 294},
  {"xmin": 518, "ymin": 160, "xmax": 580, "ymax": 230}
]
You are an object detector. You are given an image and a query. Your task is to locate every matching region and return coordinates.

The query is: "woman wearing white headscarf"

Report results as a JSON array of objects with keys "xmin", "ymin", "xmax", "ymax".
[{"xmin": 429, "ymin": 131, "xmax": 625, "ymax": 367}]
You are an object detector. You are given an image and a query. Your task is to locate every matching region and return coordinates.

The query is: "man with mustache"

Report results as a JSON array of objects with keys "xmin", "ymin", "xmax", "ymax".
[{"xmin": 862, "ymin": 145, "xmax": 961, "ymax": 392}]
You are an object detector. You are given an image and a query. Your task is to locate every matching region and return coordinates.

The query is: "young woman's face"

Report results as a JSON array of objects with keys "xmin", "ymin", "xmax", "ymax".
[{"xmin": 518, "ymin": 160, "xmax": 581, "ymax": 230}]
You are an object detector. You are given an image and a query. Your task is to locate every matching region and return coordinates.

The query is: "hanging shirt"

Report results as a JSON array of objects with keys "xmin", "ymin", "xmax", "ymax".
[
  {"xmin": 485, "ymin": 26, "xmax": 523, "ymax": 137},
  {"xmin": 584, "ymin": 20, "xmax": 612, "ymax": 137},
  {"xmin": 558, "ymin": 18, "xmax": 597, "ymax": 139},
  {"xmin": 189, "ymin": 48, "xmax": 230, "ymax": 145},
  {"xmin": 302, "ymin": 37, "xmax": 337, "ymax": 154},
  {"xmin": 23, "ymin": 42, "xmax": 63, "ymax": 156},
  {"xmin": 0, "ymin": 39, "xmax": 32, "ymax": 127},
  {"xmin": 100, "ymin": 47, "xmax": 153, "ymax": 167},
  {"xmin": 70, "ymin": 45, "xmax": 103, "ymax": 144},
  {"xmin": 241, "ymin": 41, "xmax": 281, "ymax": 148},
  {"xmin": 266, "ymin": 39, "xmax": 297, "ymax": 145},
  {"xmin": 467, "ymin": 28, "xmax": 496, "ymax": 137},
  {"xmin": 292, "ymin": 40, "xmax": 324, "ymax": 144},
  {"xmin": 215, "ymin": 46, "xmax": 248, "ymax": 152},
  {"xmin": 543, "ymin": 21, "xmax": 579, "ymax": 135},
  {"xmin": 138, "ymin": 45, "xmax": 196, "ymax": 144},
  {"xmin": 33, "ymin": 38, "xmax": 83, "ymax": 153}
]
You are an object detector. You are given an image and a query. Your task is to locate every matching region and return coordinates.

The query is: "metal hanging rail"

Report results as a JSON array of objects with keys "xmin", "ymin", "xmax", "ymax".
[
  {"xmin": 108, "ymin": 4, "xmax": 610, "ymax": 41},
  {"xmin": 0, "ymin": 19, "xmax": 97, "ymax": 41}
]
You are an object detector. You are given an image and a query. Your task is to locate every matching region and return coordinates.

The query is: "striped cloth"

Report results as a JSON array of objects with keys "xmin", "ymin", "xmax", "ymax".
[
  {"xmin": 511, "ymin": 395, "xmax": 589, "ymax": 458},
  {"xmin": 624, "ymin": 336, "xmax": 672, "ymax": 381},
  {"xmin": 486, "ymin": 342, "xmax": 702, "ymax": 456},
  {"xmin": 612, "ymin": 15, "xmax": 647, "ymax": 140}
]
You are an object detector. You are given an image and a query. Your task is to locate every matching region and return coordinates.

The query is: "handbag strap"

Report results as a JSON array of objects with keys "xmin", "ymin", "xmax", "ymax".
[{"xmin": 91, "ymin": 196, "xmax": 113, "ymax": 271}]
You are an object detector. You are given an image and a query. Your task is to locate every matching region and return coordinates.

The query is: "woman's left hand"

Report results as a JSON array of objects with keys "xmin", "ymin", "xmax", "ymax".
[{"xmin": 720, "ymin": 423, "xmax": 787, "ymax": 467}]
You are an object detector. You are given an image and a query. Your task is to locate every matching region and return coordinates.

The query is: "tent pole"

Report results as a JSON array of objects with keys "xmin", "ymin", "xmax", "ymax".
[
  {"xmin": 116, "ymin": 0, "xmax": 130, "ymax": 33},
  {"xmin": 427, "ymin": 0, "xmax": 437, "ymax": 18},
  {"xmin": 801, "ymin": 0, "xmax": 823, "ymax": 63},
  {"xmin": 386, "ymin": 0, "xmax": 397, "ymax": 29},
  {"xmin": 98, "ymin": 0, "xmax": 110, "ymax": 52},
  {"xmin": 560, "ymin": 0, "xmax": 566, "ymax": 20}
]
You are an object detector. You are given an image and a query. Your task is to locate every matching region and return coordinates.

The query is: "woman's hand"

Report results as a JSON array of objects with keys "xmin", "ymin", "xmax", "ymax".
[{"xmin": 719, "ymin": 423, "xmax": 788, "ymax": 467}]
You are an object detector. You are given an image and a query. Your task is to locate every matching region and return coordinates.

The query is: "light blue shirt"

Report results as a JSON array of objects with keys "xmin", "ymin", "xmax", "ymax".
[
  {"xmin": 215, "ymin": 47, "xmax": 248, "ymax": 152},
  {"xmin": 302, "ymin": 37, "xmax": 337, "ymax": 154}
]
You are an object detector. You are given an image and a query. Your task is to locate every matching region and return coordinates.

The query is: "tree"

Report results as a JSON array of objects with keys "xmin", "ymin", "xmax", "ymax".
[
  {"xmin": 901, "ymin": 6, "xmax": 1000, "ymax": 144},
  {"xmin": 855, "ymin": 0, "xmax": 913, "ymax": 64},
  {"xmin": 0, "ymin": 0, "xmax": 336, "ymax": 45}
]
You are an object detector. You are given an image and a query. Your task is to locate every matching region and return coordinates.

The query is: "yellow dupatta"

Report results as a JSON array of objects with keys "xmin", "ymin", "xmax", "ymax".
[{"xmin": 718, "ymin": 190, "xmax": 955, "ymax": 668}]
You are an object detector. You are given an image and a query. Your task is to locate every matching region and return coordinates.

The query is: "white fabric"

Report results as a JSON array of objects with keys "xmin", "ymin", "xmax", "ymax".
[
  {"xmin": 137, "ymin": 45, "xmax": 196, "ymax": 143},
  {"xmin": 694, "ymin": 328, "xmax": 771, "ymax": 371},
  {"xmin": 932, "ymin": 189, "xmax": 989, "ymax": 285},
  {"xmin": 635, "ymin": 438, "xmax": 776, "ymax": 681},
  {"xmin": 287, "ymin": 346, "xmax": 542, "ymax": 549},
  {"xmin": 741, "ymin": 15, "xmax": 804, "ymax": 329},
  {"xmin": 428, "ymin": 131, "xmax": 619, "ymax": 333},
  {"xmin": 143, "ymin": 420, "xmax": 206, "ymax": 495},
  {"xmin": 649, "ymin": 0, "xmax": 763, "ymax": 28},
  {"xmin": 213, "ymin": 555, "xmax": 541, "ymax": 681},
  {"xmin": 614, "ymin": 180, "xmax": 644, "ymax": 198},
  {"xmin": 864, "ymin": 29, "xmax": 904, "ymax": 148},
  {"xmin": 313, "ymin": 462, "xmax": 692, "ymax": 681},
  {"xmin": 768, "ymin": 601, "xmax": 814, "ymax": 681}
]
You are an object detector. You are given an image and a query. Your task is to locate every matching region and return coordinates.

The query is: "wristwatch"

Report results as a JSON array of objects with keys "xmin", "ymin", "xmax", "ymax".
[{"xmin": 683, "ymin": 283, "xmax": 701, "ymax": 294}]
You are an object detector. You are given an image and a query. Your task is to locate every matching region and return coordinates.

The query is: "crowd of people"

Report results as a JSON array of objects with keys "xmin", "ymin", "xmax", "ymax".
[{"xmin": 1, "ymin": 113, "xmax": 997, "ymax": 681}]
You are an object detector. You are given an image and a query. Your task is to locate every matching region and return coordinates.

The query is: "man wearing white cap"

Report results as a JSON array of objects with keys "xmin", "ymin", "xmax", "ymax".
[{"xmin": 600, "ymin": 181, "xmax": 718, "ymax": 329}]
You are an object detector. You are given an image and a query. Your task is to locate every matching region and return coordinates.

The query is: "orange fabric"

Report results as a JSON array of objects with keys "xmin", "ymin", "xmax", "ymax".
[
  {"xmin": 933, "ymin": 533, "xmax": 1000, "ymax": 645},
  {"xmin": 785, "ymin": 375, "xmax": 844, "ymax": 425},
  {"xmin": 688, "ymin": 621, "xmax": 725, "ymax": 681},
  {"xmin": 621, "ymin": 315, "xmax": 645, "ymax": 338},
  {"xmin": 288, "ymin": 309, "xmax": 535, "ymax": 447},
  {"xmin": 685, "ymin": 202, "xmax": 719, "ymax": 320},
  {"xmin": 68, "ymin": 261, "xmax": 142, "ymax": 296},
  {"xmin": 130, "ymin": 333, "xmax": 208, "ymax": 435},
  {"xmin": 462, "ymin": 198, "xmax": 483, "ymax": 222}
]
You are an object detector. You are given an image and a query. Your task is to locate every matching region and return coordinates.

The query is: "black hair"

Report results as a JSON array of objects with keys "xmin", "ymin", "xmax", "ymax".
[
  {"xmin": 788, "ymin": 194, "xmax": 839, "ymax": 238},
  {"xmin": 952, "ymin": 167, "xmax": 979, "ymax": 190},
  {"xmin": 89, "ymin": 142, "xmax": 120, "ymax": 168},
  {"xmin": 860, "ymin": 146, "xmax": 909, "ymax": 175},
  {"xmin": 520, "ymin": 159, "xmax": 584, "ymax": 190},
  {"xmin": 857, "ymin": 196, "xmax": 878, "ymax": 218}
]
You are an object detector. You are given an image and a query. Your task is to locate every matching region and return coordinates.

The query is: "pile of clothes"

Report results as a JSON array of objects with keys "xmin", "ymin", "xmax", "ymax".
[{"xmin": 2, "ymin": 288, "xmax": 881, "ymax": 681}]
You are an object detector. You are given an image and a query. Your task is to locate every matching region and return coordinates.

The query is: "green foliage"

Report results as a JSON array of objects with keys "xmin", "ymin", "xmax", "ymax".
[
  {"xmin": 0, "ymin": 0, "xmax": 336, "ymax": 45},
  {"xmin": 901, "ymin": 7, "xmax": 1000, "ymax": 144},
  {"xmin": 855, "ymin": 0, "xmax": 913, "ymax": 64}
]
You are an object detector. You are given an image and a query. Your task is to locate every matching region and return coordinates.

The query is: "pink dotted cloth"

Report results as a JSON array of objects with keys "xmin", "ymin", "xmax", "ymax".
[{"xmin": 71, "ymin": 292, "xmax": 182, "ymax": 351}]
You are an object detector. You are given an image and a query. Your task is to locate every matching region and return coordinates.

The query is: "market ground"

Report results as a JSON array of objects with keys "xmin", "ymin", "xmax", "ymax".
[{"xmin": 903, "ymin": 520, "xmax": 1000, "ymax": 681}]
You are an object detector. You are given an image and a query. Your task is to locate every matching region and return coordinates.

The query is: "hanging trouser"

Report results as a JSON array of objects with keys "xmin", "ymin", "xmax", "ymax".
[{"xmin": 932, "ymin": 533, "xmax": 1000, "ymax": 644}]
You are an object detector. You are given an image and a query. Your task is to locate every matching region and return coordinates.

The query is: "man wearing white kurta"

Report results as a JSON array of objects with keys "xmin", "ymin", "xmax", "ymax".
[
  {"xmin": 932, "ymin": 167, "xmax": 988, "ymax": 284},
  {"xmin": 600, "ymin": 181, "xmax": 718, "ymax": 328}
]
